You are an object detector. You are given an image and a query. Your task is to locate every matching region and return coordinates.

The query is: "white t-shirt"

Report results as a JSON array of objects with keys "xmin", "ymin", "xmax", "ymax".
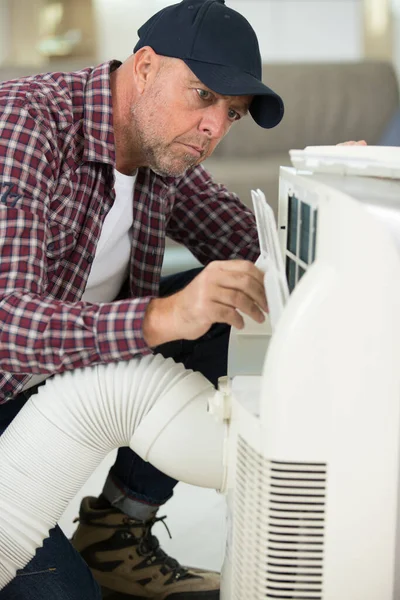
[
  {"xmin": 23, "ymin": 169, "xmax": 136, "ymax": 391},
  {"xmin": 82, "ymin": 170, "xmax": 135, "ymax": 302}
]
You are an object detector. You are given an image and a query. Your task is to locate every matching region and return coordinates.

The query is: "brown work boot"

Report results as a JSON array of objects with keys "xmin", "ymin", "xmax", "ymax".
[{"xmin": 71, "ymin": 496, "xmax": 219, "ymax": 599}]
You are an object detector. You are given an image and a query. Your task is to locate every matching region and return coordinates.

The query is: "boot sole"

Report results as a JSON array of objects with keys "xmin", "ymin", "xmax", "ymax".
[{"xmin": 102, "ymin": 586, "xmax": 219, "ymax": 600}]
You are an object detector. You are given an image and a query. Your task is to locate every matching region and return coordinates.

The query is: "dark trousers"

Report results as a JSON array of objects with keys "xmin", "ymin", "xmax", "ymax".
[{"xmin": 0, "ymin": 268, "xmax": 230, "ymax": 599}]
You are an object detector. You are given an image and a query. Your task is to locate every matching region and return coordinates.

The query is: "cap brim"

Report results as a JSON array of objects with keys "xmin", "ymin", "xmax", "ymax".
[{"xmin": 184, "ymin": 59, "xmax": 284, "ymax": 129}]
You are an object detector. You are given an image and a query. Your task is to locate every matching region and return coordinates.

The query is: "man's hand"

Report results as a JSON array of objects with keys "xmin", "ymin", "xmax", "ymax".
[
  {"xmin": 337, "ymin": 140, "xmax": 367, "ymax": 146},
  {"xmin": 143, "ymin": 260, "xmax": 268, "ymax": 347}
]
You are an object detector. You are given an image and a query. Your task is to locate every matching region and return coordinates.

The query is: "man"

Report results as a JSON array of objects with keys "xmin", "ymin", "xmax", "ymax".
[{"xmin": 0, "ymin": 0, "xmax": 360, "ymax": 599}]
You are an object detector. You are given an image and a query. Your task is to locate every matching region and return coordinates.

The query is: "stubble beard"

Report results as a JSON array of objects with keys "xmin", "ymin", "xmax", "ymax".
[{"xmin": 130, "ymin": 102, "xmax": 201, "ymax": 178}]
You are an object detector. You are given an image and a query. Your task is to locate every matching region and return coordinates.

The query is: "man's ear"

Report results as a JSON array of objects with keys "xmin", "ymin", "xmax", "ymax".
[{"xmin": 132, "ymin": 47, "xmax": 161, "ymax": 94}]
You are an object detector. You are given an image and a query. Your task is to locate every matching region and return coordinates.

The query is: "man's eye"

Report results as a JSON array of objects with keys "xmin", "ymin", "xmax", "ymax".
[
  {"xmin": 197, "ymin": 89, "xmax": 211, "ymax": 100},
  {"xmin": 228, "ymin": 109, "xmax": 240, "ymax": 121}
]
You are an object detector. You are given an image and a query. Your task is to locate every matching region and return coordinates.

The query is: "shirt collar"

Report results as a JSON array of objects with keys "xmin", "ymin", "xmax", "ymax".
[{"xmin": 82, "ymin": 60, "xmax": 121, "ymax": 165}]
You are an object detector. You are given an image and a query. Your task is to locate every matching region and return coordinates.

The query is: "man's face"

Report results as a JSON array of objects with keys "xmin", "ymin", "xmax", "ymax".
[{"xmin": 130, "ymin": 58, "xmax": 253, "ymax": 177}]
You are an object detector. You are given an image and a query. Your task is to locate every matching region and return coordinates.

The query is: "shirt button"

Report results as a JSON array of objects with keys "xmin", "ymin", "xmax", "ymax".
[
  {"xmin": 47, "ymin": 242, "xmax": 55, "ymax": 252},
  {"xmin": 100, "ymin": 205, "xmax": 108, "ymax": 215},
  {"xmin": 4, "ymin": 392, "xmax": 13, "ymax": 401},
  {"xmin": 87, "ymin": 255, "xmax": 93, "ymax": 264}
]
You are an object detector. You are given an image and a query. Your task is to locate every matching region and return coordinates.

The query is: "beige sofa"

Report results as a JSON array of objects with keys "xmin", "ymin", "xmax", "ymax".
[
  {"xmin": 1, "ymin": 60, "xmax": 398, "ymax": 218},
  {"xmin": 204, "ymin": 60, "xmax": 400, "ymax": 217}
]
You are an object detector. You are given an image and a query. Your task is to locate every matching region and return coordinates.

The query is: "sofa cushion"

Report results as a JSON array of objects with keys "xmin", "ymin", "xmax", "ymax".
[
  {"xmin": 212, "ymin": 61, "xmax": 399, "ymax": 159},
  {"xmin": 204, "ymin": 153, "xmax": 291, "ymax": 217},
  {"xmin": 378, "ymin": 108, "xmax": 400, "ymax": 146}
]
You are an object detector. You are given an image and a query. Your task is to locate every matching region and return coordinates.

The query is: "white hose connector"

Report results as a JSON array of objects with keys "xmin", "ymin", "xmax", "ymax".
[{"xmin": 0, "ymin": 354, "xmax": 225, "ymax": 590}]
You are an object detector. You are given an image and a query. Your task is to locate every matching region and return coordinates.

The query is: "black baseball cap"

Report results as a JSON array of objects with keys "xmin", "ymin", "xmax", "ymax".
[{"xmin": 133, "ymin": 0, "xmax": 284, "ymax": 129}]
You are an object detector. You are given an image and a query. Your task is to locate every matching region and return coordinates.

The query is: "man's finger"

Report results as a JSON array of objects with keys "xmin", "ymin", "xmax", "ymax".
[
  {"xmin": 213, "ymin": 271, "xmax": 268, "ymax": 312},
  {"xmin": 212, "ymin": 287, "xmax": 266, "ymax": 322}
]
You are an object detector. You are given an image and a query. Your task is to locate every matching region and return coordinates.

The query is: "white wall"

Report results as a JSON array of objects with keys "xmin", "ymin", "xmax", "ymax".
[
  {"xmin": 93, "ymin": 0, "xmax": 163, "ymax": 62},
  {"xmin": 93, "ymin": 0, "xmax": 363, "ymax": 64},
  {"xmin": 396, "ymin": 21, "xmax": 400, "ymax": 82},
  {"xmin": 232, "ymin": 0, "xmax": 363, "ymax": 62},
  {"xmin": 393, "ymin": 0, "xmax": 400, "ymax": 81}
]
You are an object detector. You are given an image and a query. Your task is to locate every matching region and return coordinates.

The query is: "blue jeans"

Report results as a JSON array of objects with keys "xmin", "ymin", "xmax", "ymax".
[{"xmin": 0, "ymin": 268, "xmax": 230, "ymax": 599}]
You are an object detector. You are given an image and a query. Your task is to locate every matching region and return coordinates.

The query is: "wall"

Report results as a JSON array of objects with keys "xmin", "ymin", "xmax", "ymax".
[
  {"xmin": 230, "ymin": 0, "xmax": 363, "ymax": 62},
  {"xmin": 93, "ymin": 0, "xmax": 363, "ymax": 64},
  {"xmin": 7, "ymin": 0, "xmax": 44, "ymax": 66},
  {"xmin": 393, "ymin": 0, "xmax": 400, "ymax": 81},
  {"xmin": 0, "ymin": 0, "xmax": 9, "ymax": 64}
]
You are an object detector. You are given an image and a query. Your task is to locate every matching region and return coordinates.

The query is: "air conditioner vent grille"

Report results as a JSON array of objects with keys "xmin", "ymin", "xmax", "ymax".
[{"xmin": 232, "ymin": 437, "xmax": 327, "ymax": 600}]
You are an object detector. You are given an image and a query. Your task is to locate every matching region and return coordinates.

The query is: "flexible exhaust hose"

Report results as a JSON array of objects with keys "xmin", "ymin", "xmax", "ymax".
[{"xmin": 0, "ymin": 354, "xmax": 224, "ymax": 590}]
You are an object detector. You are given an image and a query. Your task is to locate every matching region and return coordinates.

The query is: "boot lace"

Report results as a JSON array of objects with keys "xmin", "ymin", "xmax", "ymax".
[{"xmin": 124, "ymin": 515, "xmax": 189, "ymax": 580}]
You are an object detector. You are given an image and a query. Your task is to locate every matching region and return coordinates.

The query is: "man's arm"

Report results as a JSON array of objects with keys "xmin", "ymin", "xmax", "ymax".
[
  {"xmin": 141, "ymin": 165, "xmax": 266, "ymax": 348},
  {"xmin": 0, "ymin": 91, "xmax": 153, "ymax": 382},
  {"xmin": 166, "ymin": 164, "xmax": 260, "ymax": 265},
  {"xmin": 143, "ymin": 259, "xmax": 268, "ymax": 347}
]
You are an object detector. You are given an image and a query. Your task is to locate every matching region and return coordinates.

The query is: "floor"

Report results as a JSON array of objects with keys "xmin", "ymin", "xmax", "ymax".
[{"xmin": 59, "ymin": 450, "xmax": 226, "ymax": 572}]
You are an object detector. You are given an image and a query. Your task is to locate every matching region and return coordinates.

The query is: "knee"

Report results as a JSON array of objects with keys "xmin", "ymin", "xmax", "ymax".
[{"xmin": 0, "ymin": 526, "xmax": 102, "ymax": 600}]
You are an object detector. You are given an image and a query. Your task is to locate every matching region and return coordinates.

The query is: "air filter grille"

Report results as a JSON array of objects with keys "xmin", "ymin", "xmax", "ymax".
[{"xmin": 232, "ymin": 436, "xmax": 327, "ymax": 599}]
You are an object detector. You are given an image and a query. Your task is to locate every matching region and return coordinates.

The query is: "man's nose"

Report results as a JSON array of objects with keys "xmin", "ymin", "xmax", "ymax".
[{"xmin": 199, "ymin": 105, "xmax": 230, "ymax": 140}]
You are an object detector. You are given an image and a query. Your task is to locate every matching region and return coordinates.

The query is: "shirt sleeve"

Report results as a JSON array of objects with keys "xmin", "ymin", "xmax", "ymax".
[
  {"xmin": 0, "ymin": 91, "xmax": 152, "ymax": 383},
  {"xmin": 166, "ymin": 164, "xmax": 260, "ymax": 265}
]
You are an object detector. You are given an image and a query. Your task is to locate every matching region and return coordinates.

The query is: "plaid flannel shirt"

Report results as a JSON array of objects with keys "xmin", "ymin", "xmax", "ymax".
[{"xmin": 0, "ymin": 61, "xmax": 259, "ymax": 403}]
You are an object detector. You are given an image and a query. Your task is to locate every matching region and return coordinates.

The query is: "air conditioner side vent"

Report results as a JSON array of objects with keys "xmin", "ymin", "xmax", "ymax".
[{"xmin": 232, "ymin": 437, "xmax": 327, "ymax": 600}]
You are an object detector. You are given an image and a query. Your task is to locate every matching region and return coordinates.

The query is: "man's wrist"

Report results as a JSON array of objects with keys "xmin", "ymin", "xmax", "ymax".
[{"xmin": 142, "ymin": 297, "xmax": 178, "ymax": 347}]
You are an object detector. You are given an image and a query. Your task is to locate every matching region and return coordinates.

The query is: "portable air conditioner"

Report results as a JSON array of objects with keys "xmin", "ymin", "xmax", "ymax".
[{"xmin": 216, "ymin": 147, "xmax": 400, "ymax": 600}]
